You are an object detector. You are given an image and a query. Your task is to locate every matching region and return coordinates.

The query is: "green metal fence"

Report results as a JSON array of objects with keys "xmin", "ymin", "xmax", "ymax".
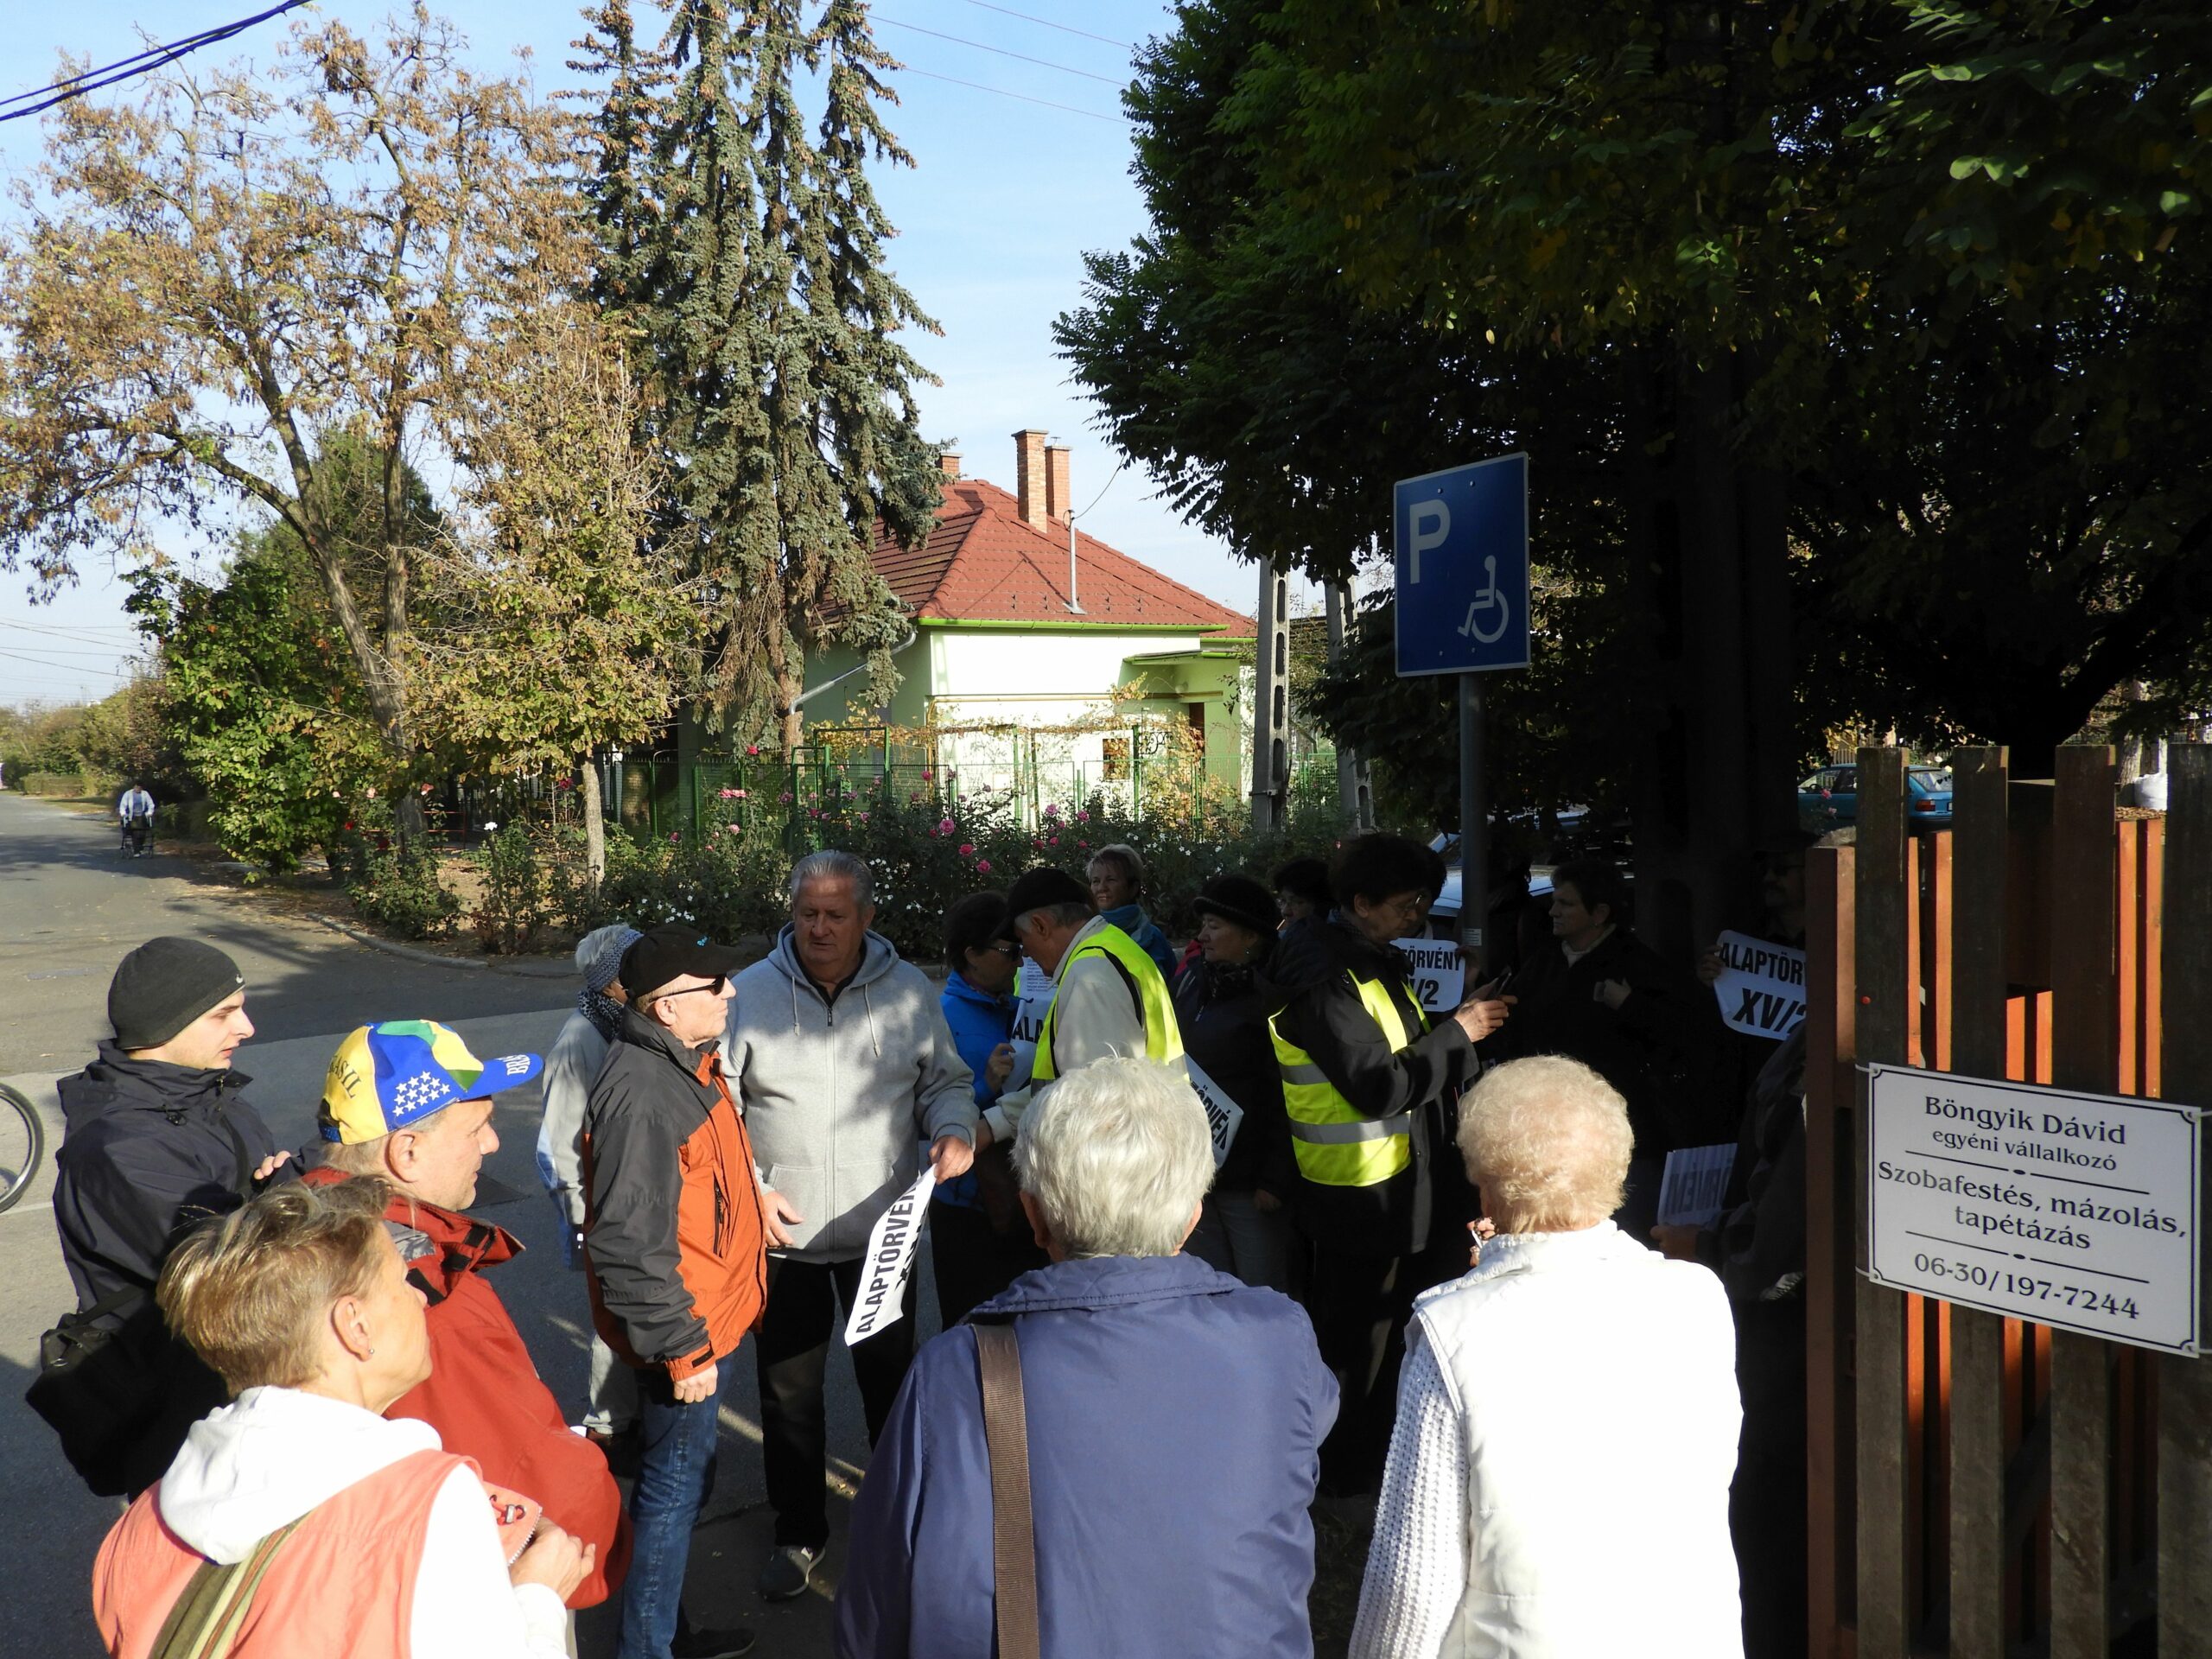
[{"xmin": 451, "ymin": 728, "xmax": 1349, "ymax": 849}]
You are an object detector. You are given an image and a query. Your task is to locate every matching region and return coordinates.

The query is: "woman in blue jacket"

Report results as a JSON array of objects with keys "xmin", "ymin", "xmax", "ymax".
[
  {"xmin": 838, "ymin": 1055, "xmax": 1335, "ymax": 1659},
  {"xmin": 931, "ymin": 892, "xmax": 1049, "ymax": 1325}
]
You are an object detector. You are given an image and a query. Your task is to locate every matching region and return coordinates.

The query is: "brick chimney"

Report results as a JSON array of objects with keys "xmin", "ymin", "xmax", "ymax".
[
  {"xmin": 1014, "ymin": 429, "xmax": 1048, "ymax": 531},
  {"xmin": 1046, "ymin": 443, "xmax": 1072, "ymax": 524},
  {"xmin": 938, "ymin": 449, "xmax": 962, "ymax": 481}
]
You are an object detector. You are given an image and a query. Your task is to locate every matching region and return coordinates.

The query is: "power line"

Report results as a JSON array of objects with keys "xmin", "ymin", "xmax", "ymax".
[
  {"xmin": 954, "ymin": 0, "xmax": 1134, "ymax": 51},
  {"xmin": 0, "ymin": 0, "xmax": 314, "ymax": 124},
  {"xmin": 0, "ymin": 646, "xmax": 134, "ymax": 678},
  {"xmin": 899, "ymin": 65, "xmax": 1119, "ymax": 123},
  {"xmin": 878, "ymin": 16, "xmax": 1123, "ymax": 84},
  {"xmin": 0, "ymin": 618, "xmax": 143, "ymax": 645}
]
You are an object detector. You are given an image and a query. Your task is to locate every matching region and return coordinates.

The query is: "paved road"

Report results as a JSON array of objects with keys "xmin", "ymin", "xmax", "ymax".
[{"xmin": 0, "ymin": 793, "xmax": 887, "ymax": 1658}]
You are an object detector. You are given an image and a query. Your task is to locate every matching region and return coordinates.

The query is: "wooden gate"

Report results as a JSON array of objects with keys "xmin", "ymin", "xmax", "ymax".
[{"xmin": 1805, "ymin": 743, "xmax": 2210, "ymax": 1657}]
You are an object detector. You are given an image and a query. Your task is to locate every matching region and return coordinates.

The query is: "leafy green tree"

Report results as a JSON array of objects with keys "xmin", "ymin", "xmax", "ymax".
[
  {"xmin": 127, "ymin": 557, "xmax": 387, "ymax": 870},
  {"xmin": 418, "ymin": 287, "xmax": 702, "ymax": 882}
]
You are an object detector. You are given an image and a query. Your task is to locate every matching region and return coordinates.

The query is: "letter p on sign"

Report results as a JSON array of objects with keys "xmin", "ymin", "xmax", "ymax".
[{"xmin": 1408, "ymin": 499, "xmax": 1450, "ymax": 583}]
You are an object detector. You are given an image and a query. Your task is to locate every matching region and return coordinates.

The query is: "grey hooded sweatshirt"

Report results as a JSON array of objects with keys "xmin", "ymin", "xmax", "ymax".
[{"xmin": 722, "ymin": 926, "xmax": 977, "ymax": 1262}]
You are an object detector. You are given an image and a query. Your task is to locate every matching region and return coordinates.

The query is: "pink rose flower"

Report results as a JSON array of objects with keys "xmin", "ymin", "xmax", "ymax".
[
  {"xmin": 976, "ymin": 859, "xmax": 992, "ymax": 874},
  {"xmin": 958, "ymin": 842, "xmax": 975, "ymax": 856},
  {"xmin": 938, "ymin": 817, "xmax": 956, "ymax": 835}
]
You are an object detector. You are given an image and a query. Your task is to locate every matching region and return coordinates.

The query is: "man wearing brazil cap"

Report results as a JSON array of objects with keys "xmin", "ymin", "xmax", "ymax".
[{"xmin": 305, "ymin": 1020, "xmax": 630, "ymax": 1613}]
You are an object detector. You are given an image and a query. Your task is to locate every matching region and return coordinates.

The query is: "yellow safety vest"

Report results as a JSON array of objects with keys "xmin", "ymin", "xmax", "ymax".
[
  {"xmin": 1268, "ymin": 973, "xmax": 1427, "ymax": 1187},
  {"xmin": 1033, "ymin": 924, "xmax": 1183, "ymax": 1085}
]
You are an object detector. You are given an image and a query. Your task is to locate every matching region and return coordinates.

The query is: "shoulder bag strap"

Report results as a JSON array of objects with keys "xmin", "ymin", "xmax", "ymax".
[
  {"xmin": 974, "ymin": 1320, "xmax": 1042, "ymax": 1659},
  {"xmin": 145, "ymin": 1516, "xmax": 306, "ymax": 1659}
]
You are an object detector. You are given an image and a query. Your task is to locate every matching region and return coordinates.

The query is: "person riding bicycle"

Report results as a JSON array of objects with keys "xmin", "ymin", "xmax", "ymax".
[{"xmin": 118, "ymin": 783, "xmax": 156, "ymax": 857}]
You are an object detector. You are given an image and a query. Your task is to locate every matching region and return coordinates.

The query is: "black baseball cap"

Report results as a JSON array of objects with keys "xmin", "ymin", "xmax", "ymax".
[
  {"xmin": 618, "ymin": 924, "xmax": 745, "ymax": 998},
  {"xmin": 997, "ymin": 867, "xmax": 1093, "ymax": 938}
]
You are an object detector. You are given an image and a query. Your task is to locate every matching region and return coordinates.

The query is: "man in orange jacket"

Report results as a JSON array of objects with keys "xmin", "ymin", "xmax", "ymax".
[
  {"xmin": 585, "ymin": 925, "xmax": 769, "ymax": 1659},
  {"xmin": 308, "ymin": 1020, "xmax": 630, "ymax": 1611}
]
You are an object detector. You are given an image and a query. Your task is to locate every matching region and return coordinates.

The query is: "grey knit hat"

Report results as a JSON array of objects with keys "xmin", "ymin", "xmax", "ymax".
[{"xmin": 109, "ymin": 938, "xmax": 245, "ymax": 1051}]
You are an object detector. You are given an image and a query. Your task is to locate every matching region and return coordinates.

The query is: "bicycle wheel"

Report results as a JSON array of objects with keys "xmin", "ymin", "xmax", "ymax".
[{"xmin": 0, "ymin": 1081, "xmax": 46, "ymax": 1213}]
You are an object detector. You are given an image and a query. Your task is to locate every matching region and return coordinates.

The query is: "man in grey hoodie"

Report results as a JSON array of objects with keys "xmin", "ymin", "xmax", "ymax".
[{"xmin": 722, "ymin": 849, "xmax": 978, "ymax": 1601}]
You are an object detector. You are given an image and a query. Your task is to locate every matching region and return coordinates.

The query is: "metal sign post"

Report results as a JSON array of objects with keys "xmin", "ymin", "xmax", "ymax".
[{"xmin": 1395, "ymin": 453, "xmax": 1530, "ymax": 976}]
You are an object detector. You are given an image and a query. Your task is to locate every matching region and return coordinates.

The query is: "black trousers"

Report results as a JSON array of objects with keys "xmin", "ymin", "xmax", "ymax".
[
  {"xmin": 1306, "ymin": 1248, "xmax": 1418, "ymax": 1497},
  {"xmin": 756, "ymin": 1253, "xmax": 918, "ymax": 1549},
  {"xmin": 928, "ymin": 1198, "xmax": 1047, "ymax": 1330},
  {"xmin": 1733, "ymin": 1297, "xmax": 1809, "ymax": 1659}
]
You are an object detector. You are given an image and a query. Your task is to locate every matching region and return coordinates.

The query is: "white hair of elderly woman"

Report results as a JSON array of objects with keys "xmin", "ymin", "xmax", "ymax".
[
  {"xmin": 1013, "ymin": 1054, "xmax": 1214, "ymax": 1258},
  {"xmin": 1457, "ymin": 1055, "xmax": 1635, "ymax": 1232}
]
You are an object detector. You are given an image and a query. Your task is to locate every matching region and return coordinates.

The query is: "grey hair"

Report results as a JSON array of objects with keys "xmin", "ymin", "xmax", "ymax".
[
  {"xmin": 575, "ymin": 923, "xmax": 638, "ymax": 983},
  {"xmin": 1457, "ymin": 1055, "xmax": 1634, "ymax": 1231},
  {"xmin": 1019, "ymin": 899, "xmax": 1093, "ymax": 933},
  {"xmin": 787, "ymin": 849, "xmax": 874, "ymax": 909},
  {"xmin": 1014, "ymin": 1055, "xmax": 1212, "ymax": 1258},
  {"xmin": 1088, "ymin": 842, "xmax": 1145, "ymax": 890}
]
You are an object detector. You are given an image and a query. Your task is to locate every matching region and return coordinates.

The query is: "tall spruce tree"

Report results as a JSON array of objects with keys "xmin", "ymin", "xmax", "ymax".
[{"xmin": 584, "ymin": 0, "xmax": 939, "ymax": 751}]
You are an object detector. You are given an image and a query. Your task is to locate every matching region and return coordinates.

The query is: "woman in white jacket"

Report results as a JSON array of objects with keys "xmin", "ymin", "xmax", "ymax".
[
  {"xmin": 92, "ymin": 1179, "xmax": 591, "ymax": 1659},
  {"xmin": 1351, "ymin": 1056, "xmax": 1744, "ymax": 1659}
]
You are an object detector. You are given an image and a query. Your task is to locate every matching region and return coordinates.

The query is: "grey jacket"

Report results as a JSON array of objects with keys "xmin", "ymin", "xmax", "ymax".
[
  {"xmin": 722, "ymin": 927, "xmax": 977, "ymax": 1262},
  {"xmin": 536, "ymin": 1010, "xmax": 609, "ymax": 1230}
]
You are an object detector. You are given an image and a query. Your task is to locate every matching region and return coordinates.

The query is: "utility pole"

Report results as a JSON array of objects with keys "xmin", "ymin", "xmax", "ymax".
[
  {"xmin": 1325, "ymin": 578, "xmax": 1374, "ymax": 830},
  {"xmin": 1251, "ymin": 558, "xmax": 1290, "ymax": 830}
]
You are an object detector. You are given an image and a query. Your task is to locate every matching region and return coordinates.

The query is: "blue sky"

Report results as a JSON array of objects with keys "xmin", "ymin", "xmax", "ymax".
[{"xmin": 0, "ymin": 0, "xmax": 1319, "ymax": 705}]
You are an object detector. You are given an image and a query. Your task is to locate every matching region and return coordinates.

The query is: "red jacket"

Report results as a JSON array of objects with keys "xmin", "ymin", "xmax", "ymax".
[{"xmin": 302, "ymin": 1166, "xmax": 631, "ymax": 1606}]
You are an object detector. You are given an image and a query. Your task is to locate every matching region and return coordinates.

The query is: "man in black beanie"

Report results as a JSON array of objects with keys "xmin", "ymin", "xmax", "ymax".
[{"xmin": 43, "ymin": 938, "xmax": 293, "ymax": 1494}]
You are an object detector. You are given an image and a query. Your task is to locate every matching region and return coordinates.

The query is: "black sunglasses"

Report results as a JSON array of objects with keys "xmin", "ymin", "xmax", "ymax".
[{"xmin": 650, "ymin": 974, "xmax": 728, "ymax": 1003}]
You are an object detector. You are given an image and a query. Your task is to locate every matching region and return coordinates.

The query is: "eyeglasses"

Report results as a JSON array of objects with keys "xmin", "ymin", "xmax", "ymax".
[{"xmin": 987, "ymin": 941, "xmax": 1020, "ymax": 958}]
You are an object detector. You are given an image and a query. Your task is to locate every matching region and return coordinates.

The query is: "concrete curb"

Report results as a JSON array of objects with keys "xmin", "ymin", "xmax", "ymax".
[{"xmin": 302, "ymin": 912, "xmax": 573, "ymax": 978}]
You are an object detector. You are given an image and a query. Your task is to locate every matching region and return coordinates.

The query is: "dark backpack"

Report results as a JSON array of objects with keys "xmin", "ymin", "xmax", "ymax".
[{"xmin": 26, "ymin": 1116, "xmax": 255, "ymax": 1497}]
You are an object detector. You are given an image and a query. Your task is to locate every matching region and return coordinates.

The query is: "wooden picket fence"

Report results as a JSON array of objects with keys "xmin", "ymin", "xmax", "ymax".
[{"xmin": 1805, "ymin": 743, "xmax": 2211, "ymax": 1657}]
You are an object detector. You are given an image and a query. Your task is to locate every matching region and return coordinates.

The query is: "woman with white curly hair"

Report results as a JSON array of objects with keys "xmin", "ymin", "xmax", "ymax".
[{"xmin": 1350, "ymin": 1056, "xmax": 1744, "ymax": 1659}]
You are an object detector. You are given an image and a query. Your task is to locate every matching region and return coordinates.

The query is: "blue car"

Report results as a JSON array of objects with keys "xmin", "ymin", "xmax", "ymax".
[{"xmin": 1798, "ymin": 764, "xmax": 1954, "ymax": 830}]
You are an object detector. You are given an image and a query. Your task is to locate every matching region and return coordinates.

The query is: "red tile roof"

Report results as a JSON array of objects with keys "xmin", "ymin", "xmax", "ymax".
[{"xmin": 873, "ymin": 477, "xmax": 1251, "ymax": 634}]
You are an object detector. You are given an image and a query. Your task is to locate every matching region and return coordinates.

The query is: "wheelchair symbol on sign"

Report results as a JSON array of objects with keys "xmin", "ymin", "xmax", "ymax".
[{"xmin": 1456, "ymin": 556, "xmax": 1510, "ymax": 645}]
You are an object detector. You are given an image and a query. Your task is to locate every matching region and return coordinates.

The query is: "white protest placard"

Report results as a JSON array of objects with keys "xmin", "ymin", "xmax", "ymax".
[
  {"xmin": 843, "ymin": 1167, "xmax": 938, "ymax": 1348},
  {"xmin": 1185, "ymin": 1057, "xmax": 1244, "ymax": 1168},
  {"xmin": 1006, "ymin": 960, "xmax": 1056, "ymax": 1091},
  {"xmin": 1657, "ymin": 1143, "xmax": 1738, "ymax": 1229},
  {"xmin": 1394, "ymin": 937, "xmax": 1466, "ymax": 1015},
  {"xmin": 1865, "ymin": 1065, "xmax": 2202, "ymax": 1355},
  {"xmin": 1713, "ymin": 931, "xmax": 1807, "ymax": 1042}
]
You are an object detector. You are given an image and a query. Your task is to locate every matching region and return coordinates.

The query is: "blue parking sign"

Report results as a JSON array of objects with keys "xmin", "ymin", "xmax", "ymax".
[{"xmin": 1394, "ymin": 454, "xmax": 1530, "ymax": 677}]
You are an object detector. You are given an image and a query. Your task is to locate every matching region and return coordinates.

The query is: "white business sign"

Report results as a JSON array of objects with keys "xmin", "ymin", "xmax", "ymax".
[
  {"xmin": 1865, "ymin": 1065, "xmax": 2202, "ymax": 1355},
  {"xmin": 1713, "ymin": 931, "xmax": 1807, "ymax": 1042},
  {"xmin": 1007, "ymin": 960, "xmax": 1055, "ymax": 1091},
  {"xmin": 1185, "ymin": 1057, "xmax": 1243, "ymax": 1167},
  {"xmin": 1395, "ymin": 937, "xmax": 1466, "ymax": 1015},
  {"xmin": 843, "ymin": 1167, "xmax": 938, "ymax": 1348}
]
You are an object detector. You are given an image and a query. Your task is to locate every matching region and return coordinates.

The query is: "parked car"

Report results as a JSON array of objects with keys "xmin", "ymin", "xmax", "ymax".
[{"xmin": 1798, "ymin": 764, "xmax": 1954, "ymax": 830}]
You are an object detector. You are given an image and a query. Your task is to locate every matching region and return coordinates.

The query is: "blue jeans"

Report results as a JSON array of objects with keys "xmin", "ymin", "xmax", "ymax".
[{"xmin": 617, "ymin": 1353, "xmax": 740, "ymax": 1659}]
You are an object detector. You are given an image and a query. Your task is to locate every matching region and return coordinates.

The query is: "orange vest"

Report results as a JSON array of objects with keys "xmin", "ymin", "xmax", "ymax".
[{"xmin": 93, "ymin": 1447, "xmax": 461, "ymax": 1659}]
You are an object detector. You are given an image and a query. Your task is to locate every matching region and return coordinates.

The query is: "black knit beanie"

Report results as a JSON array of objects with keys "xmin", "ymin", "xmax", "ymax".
[{"xmin": 108, "ymin": 938, "xmax": 246, "ymax": 1051}]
